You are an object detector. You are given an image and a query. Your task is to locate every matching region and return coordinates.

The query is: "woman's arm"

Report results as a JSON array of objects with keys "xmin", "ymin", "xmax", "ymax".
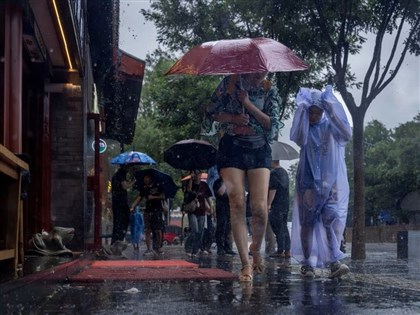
[
  {"xmin": 237, "ymin": 90, "xmax": 271, "ymax": 129},
  {"xmin": 122, "ymin": 179, "xmax": 135, "ymax": 190},
  {"xmin": 130, "ymin": 195, "xmax": 142, "ymax": 212},
  {"xmin": 212, "ymin": 112, "xmax": 250, "ymax": 126},
  {"xmin": 322, "ymin": 85, "xmax": 352, "ymax": 143}
]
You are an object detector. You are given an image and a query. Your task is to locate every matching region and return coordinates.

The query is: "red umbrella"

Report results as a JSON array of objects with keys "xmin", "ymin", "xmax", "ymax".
[{"xmin": 165, "ymin": 37, "xmax": 308, "ymax": 75}]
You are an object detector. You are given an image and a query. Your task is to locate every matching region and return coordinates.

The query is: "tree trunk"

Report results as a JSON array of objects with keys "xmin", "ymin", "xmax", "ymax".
[{"xmin": 351, "ymin": 113, "xmax": 366, "ymax": 260}]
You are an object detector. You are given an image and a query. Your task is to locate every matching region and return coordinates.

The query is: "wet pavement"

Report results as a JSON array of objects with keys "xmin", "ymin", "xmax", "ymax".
[{"xmin": 1, "ymin": 242, "xmax": 420, "ymax": 314}]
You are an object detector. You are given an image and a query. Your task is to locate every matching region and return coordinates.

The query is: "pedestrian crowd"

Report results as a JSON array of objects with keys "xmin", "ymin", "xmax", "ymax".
[{"xmin": 110, "ymin": 72, "xmax": 352, "ymax": 283}]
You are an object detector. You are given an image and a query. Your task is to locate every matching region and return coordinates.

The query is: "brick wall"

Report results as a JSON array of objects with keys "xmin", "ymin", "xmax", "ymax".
[{"xmin": 50, "ymin": 90, "xmax": 86, "ymax": 249}]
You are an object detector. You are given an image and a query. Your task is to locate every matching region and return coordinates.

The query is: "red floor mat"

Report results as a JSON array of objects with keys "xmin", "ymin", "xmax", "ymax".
[
  {"xmin": 91, "ymin": 260, "xmax": 198, "ymax": 269},
  {"xmin": 69, "ymin": 267, "xmax": 237, "ymax": 282}
]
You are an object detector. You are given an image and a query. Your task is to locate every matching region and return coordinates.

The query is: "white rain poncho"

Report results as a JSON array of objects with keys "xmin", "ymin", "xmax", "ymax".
[{"xmin": 290, "ymin": 85, "xmax": 352, "ymax": 267}]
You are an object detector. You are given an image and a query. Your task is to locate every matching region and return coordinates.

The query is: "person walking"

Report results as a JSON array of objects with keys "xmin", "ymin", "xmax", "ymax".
[
  {"xmin": 204, "ymin": 72, "xmax": 282, "ymax": 282},
  {"xmin": 268, "ymin": 160, "xmax": 291, "ymax": 258},
  {"xmin": 290, "ymin": 85, "xmax": 352, "ymax": 278},
  {"xmin": 182, "ymin": 170, "xmax": 213, "ymax": 257},
  {"xmin": 130, "ymin": 173, "xmax": 165, "ymax": 255},
  {"xmin": 111, "ymin": 164, "xmax": 135, "ymax": 244}
]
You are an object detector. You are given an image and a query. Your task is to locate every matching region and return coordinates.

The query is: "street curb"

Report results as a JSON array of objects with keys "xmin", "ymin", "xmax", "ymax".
[{"xmin": 0, "ymin": 256, "xmax": 90, "ymax": 294}]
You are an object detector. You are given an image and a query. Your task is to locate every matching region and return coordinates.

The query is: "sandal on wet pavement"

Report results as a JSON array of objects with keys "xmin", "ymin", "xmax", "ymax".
[
  {"xmin": 239, "ymin": 264, "xmax": 253, "ymax": 282},
  {"xmin": 250, "ymin": 251, "xmax": 265, "ymax": 274}
]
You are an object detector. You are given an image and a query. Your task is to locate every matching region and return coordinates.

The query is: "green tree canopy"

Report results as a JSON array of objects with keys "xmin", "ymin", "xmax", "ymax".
[{"xmin": 347, "ymin": 115, "xmax": 420, "ymax": 225}]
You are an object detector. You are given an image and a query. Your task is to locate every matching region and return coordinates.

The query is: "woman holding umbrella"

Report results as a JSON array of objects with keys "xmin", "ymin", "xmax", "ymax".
[{"xmin": 204, "ymin": 72, "xmax": 282, "ymax": 282}]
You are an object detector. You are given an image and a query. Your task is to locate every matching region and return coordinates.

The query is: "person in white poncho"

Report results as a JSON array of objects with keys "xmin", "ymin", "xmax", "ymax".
[{"xmin": 290, "ymin": 85, "xmax": 352, "ymax": 278}]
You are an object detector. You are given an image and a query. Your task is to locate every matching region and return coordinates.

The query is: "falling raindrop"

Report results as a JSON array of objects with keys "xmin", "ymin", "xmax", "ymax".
[
  {"xmin": 0, "ymin": 56, "xmax": 4, "ymax": 62},
  {"xmin": 49, "ymin": 48, "xmax": 54, "ymax": 53}
]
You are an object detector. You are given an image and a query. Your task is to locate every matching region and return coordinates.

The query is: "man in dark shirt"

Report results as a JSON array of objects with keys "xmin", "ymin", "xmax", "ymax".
[
  {"xmin": 131, "ymin": 174, "xmax": 165, "ymax": 255},
  {"xmin": 111, "ymin": 165, "xmax": 135, "ymax": 244},
  {"xmin": 268, "ymin": 160, "xmax": 291, "ymax": 258}
]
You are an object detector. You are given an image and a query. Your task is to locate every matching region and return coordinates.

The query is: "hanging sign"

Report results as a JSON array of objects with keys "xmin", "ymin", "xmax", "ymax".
[{"xmin": 91, "ymin": 139, "xmax": 107, "ymax": 154}]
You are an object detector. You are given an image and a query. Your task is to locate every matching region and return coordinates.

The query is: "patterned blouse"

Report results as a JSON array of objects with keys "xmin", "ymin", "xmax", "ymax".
[{"xmin": 202, "ymin": 75, "xmax": 283, "ymax": 143}]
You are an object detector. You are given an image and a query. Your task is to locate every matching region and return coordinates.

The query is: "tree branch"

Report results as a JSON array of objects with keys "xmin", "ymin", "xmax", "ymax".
[
  {"xmin": 370, "ymin": 17, "xmax": 420, "ymax": 101},
  {"xmin": 374, "ymin": 11, "xmax": 407, "ymax": 90},
  {"xmin": 336, "ymin": 0, "xmax": 349, "ymax": 79},
  {"xmin": 361, "ymin": 0, "xmax": 395, "ymax": 110},
  {"xmin": 313, "ymin": 0, "xmax": 338, "ymax": 71}
]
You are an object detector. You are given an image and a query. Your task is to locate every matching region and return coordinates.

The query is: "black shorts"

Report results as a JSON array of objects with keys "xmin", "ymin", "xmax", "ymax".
[
  {"xmin": 143, "ymin": 211, "xmax": 164, "ymax": 231},
  {"xmin": 217, "ymin": 134, "xmax": 272, "ymax": 170}
]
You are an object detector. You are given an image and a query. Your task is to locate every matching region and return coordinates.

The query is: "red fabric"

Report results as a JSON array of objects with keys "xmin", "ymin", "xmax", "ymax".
[
  {"xmin": 91, "ymin": 260, "xmax": 198, "ymax": 269},
  {"xmin": 69, "ymin": 267, "xmax": 237, "ymax": 282}
]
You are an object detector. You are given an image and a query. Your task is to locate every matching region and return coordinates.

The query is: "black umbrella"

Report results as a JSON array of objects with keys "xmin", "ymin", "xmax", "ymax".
[
  {"xmin": 134, "ymin": 168, "xmax": 179, "ymax": 199},
  {"xmin": 164, "ymin": 139, "xmax": 217, "ymax": 170}
]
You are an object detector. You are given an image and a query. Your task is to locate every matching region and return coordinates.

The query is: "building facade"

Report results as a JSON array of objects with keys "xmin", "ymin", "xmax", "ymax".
[{"xmin": 0, "ymin": 0, "xmax": 145, "ymax": 260}]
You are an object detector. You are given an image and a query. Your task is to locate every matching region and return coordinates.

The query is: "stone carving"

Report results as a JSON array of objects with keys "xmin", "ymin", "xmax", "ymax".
[{"xmin": 27, "ymin": 227, "xmax": 75, "ymax": 256}]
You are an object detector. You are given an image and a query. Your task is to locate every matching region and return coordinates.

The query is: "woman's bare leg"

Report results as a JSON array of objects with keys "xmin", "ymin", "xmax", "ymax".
[
  {"xmin": 247, "ymin": 168, "xmax": 270, "ymax": 268},
  {"xmin": 220, "ymin": 168, "xmax": 249, "ymax": 268},
  {"xmin": 145, "ymin": 229, "xmax": 152, "ymax": 251}
]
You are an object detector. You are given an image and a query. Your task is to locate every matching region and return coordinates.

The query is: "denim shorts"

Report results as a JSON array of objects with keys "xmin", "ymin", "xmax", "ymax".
[{"xmin": 216, "ymin": 134, "xmax": 272, "ymax": 170}]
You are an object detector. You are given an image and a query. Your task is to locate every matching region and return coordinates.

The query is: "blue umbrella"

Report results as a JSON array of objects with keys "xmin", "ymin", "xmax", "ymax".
[
  {"xmin": 111, "ymin": 151, "xmax": 156, "ymax": 165},
  {"xmin": 134, "ymin": 168, "xmax": 179, "ymax": 199}
]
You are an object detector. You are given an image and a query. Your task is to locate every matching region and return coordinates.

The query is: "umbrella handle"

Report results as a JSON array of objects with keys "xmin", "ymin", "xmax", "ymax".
[
  {"xmin": 181, "ymin": 212, "xmax": 185, "ymax": 245},
  {"xmin": 239, "ymin": 75, "xmax": 245, "ymax": 113}
]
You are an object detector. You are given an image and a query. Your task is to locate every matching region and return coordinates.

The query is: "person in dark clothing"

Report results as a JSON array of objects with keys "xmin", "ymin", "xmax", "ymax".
[
  {"xmin": 202, "ymin": 210, "xmax": 216, "ymax": 254},
  {"xmin": 268, "ymin": 160, "xmax": 291, "ymax": 258},
  {"xmin": 111, "ymin": 165, "xmax": 135, "ymax": 244},
  {"xmin": 213, "ymin": 177, "xmax": 236, "ymax": 256},
  {"xmin": 131, "ymin": 174, "xmax": 166, "ymax": 255},
  {"xmin": 183, "ymin": 170, "xmax": 213, "ymax": 257}
]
